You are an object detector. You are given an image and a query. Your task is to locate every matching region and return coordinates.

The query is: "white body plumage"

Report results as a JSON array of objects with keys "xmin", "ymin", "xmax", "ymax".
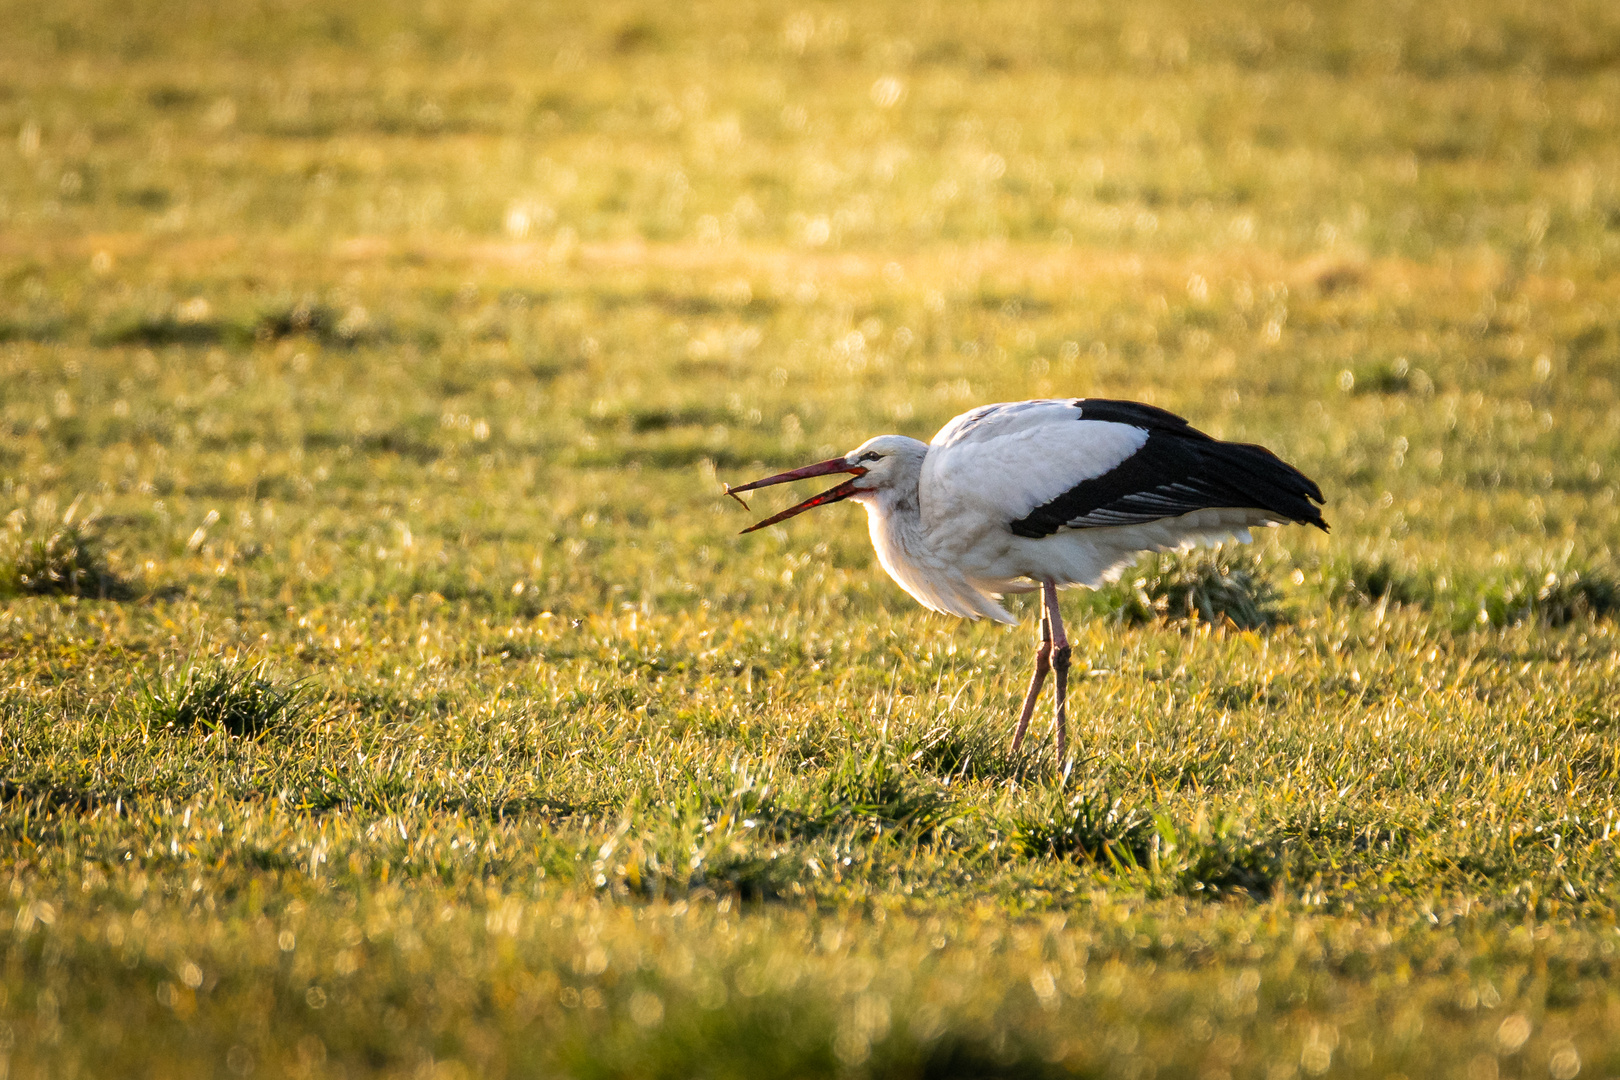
[{"xmin": 849, "ymin": 402, "xmax": 1291, "ymax": 622}]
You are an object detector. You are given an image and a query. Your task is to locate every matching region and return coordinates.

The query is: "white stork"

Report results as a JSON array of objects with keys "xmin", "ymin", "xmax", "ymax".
[{"xmin": 726, "ymin": 398, "xmax": 1327, "ymax": 759}]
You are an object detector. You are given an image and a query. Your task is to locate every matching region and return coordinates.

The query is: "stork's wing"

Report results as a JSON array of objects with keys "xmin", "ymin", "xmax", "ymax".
[{"xmin": 923, "ymin": 398, "xmax": 1327, "ymax": 538}]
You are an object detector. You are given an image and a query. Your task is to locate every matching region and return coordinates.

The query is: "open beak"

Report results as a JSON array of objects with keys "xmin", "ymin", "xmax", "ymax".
[{"xmin": 726, "ymin": 457, "xmax": 867, "ymax": 534}]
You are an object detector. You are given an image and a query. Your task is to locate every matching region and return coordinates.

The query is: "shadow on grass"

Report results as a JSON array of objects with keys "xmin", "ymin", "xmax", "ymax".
[
  {"xmin": 93, "ymin": 298, "xmax": 388, "ymax": 350},
  {"xmin": 562, "ymin": 1021, "xmax": 1068, "ymax": 1080},
  {"xmin": 0, "ymin": 778, "xmax": 142, "ymax": 816}
]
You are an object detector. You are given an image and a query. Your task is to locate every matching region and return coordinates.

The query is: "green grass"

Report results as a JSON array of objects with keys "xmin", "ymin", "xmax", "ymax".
[
  {"xmin": 0, "ymin": 502, "xmax": 123, "ymax": 598},
  {"xmin": 4, "ymin": 0, "xmax": 1620, "ymax": 1076},
  {"xmin": 1085, "ymin": 548, "xmax": 1285, "ymax": 629},
  {"xmin": 135, "ymin": 657, "xmax": 314, "ymax": 738}
]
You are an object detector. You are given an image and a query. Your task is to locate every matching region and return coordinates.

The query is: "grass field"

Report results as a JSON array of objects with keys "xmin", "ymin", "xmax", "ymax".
[{"xmin": 5, "ymin": 0, "xmax": 1620, "ymax": 1076}]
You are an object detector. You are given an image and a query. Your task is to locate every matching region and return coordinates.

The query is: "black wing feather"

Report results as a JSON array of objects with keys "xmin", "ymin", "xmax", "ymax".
[{"xmin": 1008, "ymin": 400, "xmax": 1327, "ymax": 539}]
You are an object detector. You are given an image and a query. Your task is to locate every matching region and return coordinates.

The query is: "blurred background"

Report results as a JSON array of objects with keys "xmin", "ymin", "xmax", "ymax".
[{"xmin": 2, "ymin": 0, "xmax": 1619, "ymax": 610}]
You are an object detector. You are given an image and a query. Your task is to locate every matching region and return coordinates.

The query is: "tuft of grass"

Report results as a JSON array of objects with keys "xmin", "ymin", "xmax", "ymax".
[
  {"xmin": 689, "ymin": 849, "xmax": 805, "ymax": 901},
  {"xmin": 798, "ymin": 744, "xmax": 959, "ymax": 840},
  {"xmin": 901, "ymin": 719, "xmax": 1041, "ymax": 783},
  {"xmin": 1, "ymin": 506, "xmax": 123, "ymax": 599},
  {"xmin": 1007, "ymin": 793, "xmax": 1283, "ymax": 900},
  {"xmin": 1472, "ymin": 563, "xmax": 1620, "ymax": 629},
  {"xmin": 252, "ymin": 298, "xmax": 378, "ymax": 346},
  {"xmin": 1156, "ymin": 813, "xmax": 1285, "ymax": 901},
  {"xmin": 1345, "ymin": 356, "xmax": 1434, "ymax": 396},
  {"xmin": 1324, "ymin": 555, "xmax": 1432, "ymax": 607},
  {"xmin": 138, "ymin": 659, "xmax": 313, "ymax": 738},
  {"xmin": 1315, "ymin": 553, "xmax": 1620, "ymax": 630},
  {"xmin": 1004, "ymin": 786, "xmax": 1157, "ymax": 866},
  {"xmin": 1095, "ymin": 547, "xmax": 1283, "ymax": 629}
]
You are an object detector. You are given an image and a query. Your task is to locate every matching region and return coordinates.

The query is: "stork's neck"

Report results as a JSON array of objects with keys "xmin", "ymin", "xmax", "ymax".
[
  {"xmin": 848, "ymin": 439, "xmax": 933, "ymax": 589},
  {"xmin": 843, "ymin": 436, "xmax": 1013, "ymax": 622}
]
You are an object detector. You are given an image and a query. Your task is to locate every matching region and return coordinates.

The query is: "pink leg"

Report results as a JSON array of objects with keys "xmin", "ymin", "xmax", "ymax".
[
  {"xmin": 1010, "ymin": 610, "xmax": 1052, "ymax": 752},
  {"xmin": 1044, "ymin": 580, "xmax": 1071, "ymax": 762}
]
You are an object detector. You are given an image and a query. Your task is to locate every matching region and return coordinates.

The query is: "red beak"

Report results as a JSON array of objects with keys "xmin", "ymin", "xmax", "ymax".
[{"xmin": 726, "ymin": 457, "xmax": 868, "ymax": 533}]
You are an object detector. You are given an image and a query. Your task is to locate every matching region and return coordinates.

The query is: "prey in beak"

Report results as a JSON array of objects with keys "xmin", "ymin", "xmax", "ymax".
[{"xmin": 726, "ymin": 457, "xmax": 867, "ymax": 533}]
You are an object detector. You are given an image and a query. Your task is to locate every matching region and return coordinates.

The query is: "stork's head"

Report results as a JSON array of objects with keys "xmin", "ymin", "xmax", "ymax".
[{"xmin": 727, "ymin": 435, "xmax": 926, "ymax": 533}]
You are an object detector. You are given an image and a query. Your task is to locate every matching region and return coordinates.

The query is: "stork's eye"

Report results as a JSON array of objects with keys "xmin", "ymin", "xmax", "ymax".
[{"xmin": 858, "ymin": 451, "xmax": 882, "ymax": 462}]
